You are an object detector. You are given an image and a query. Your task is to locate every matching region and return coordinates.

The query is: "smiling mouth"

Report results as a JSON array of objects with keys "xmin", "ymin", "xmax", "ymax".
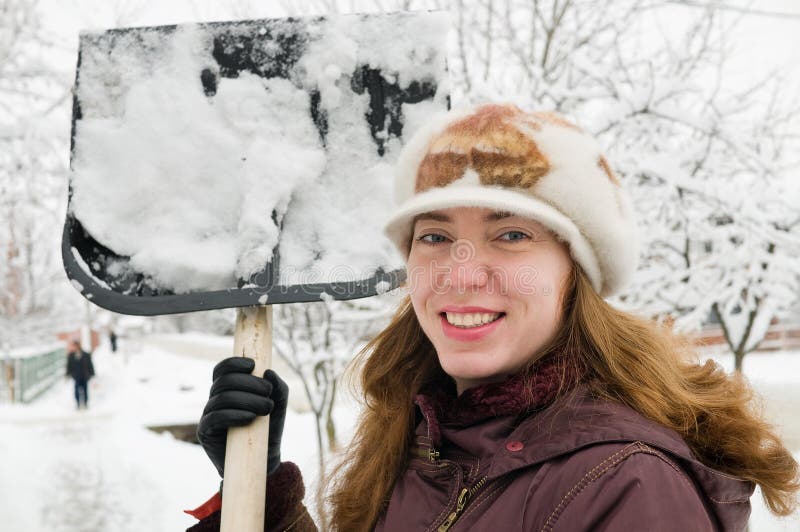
[{"xmin": 441, "ymin": 312, "xmax": 506, "ymax": 328}]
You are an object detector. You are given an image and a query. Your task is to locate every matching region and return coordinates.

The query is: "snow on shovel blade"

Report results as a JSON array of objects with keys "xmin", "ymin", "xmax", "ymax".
[{"xmin": 62, "ymin": 12, "xmax": 449, "ymax": 316}]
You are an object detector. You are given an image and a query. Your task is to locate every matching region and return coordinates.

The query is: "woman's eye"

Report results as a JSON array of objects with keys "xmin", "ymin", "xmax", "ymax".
[
  {"xmin": 499, "ymin": 230, "xmax": 529, "ymax": 241},
  {"xmin": 417, "ymin": 233, "xmax": 449, "ymax": 244}
]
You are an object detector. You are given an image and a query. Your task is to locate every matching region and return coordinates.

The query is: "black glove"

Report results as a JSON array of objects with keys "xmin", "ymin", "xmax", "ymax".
[{"xmin": 196, "ymin": 357, "xmax": 288, "ymax": 477}]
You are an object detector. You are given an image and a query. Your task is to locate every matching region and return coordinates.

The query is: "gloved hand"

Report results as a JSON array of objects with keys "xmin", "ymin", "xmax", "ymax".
[{"xmin": 196, "ymin": 357, "xmax": 288, "ymax": 477}]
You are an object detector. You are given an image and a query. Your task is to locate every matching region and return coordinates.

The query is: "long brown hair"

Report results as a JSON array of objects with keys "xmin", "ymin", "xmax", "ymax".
[{"xmin": 326, "ymin": 265, "xmax": 799, "ymax": 530}]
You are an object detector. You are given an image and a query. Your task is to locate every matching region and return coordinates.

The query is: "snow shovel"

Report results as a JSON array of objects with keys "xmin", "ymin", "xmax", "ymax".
[{"xmin": 62, "ymin": 12, "xmax": 449, "ymax": 532}]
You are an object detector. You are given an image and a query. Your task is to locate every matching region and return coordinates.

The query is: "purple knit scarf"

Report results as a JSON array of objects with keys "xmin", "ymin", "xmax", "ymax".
[{"xmin": 414, "ymin": 351, "xmax": 582, "ymax": 446}]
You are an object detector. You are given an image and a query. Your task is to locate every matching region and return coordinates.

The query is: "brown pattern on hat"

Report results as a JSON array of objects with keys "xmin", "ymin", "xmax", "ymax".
[
  {"xmin": 597, "ymin": 155, "xmax": 620, "ymax": 185},
  {"xmin": 415, "ymin": 104, "xmax": 553, "ymax": 193}
]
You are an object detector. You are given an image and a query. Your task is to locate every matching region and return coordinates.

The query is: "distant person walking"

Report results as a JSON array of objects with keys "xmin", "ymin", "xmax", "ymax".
[
  {"xmin": 66, "ymin": 339, "xmax": 95, "ymax": 409},
  {"xmin": 109, "ymin": 330, "xmax": 118, "ymax": 353}
]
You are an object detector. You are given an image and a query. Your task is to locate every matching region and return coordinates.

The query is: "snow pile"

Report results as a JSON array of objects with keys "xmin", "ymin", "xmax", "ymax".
[{"xmin": 69, "ymin": 12, "xmax": 449, "ymax": 294}]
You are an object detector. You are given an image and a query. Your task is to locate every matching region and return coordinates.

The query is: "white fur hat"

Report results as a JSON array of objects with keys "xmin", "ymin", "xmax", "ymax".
[{"xmin": 383, "ymin": 104, "xmax": 638, "ymax": 297}]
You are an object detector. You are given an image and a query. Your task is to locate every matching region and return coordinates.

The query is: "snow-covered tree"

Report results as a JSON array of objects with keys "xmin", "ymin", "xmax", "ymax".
[
  {"xmin": 0, "ymin": 0, "xmax": 75, "ymax": 347},
  {"xmin": 622, "ymin": 79, "xmax": 800, "ymax": 370}
]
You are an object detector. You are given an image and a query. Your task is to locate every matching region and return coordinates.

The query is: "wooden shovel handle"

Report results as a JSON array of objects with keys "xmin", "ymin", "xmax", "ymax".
[{"xmin": 221, "ymin": 305, "xmax": 273, "ymax": 532}]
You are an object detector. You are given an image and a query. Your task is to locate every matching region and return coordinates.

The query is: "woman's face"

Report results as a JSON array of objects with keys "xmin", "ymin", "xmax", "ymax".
[{"xmin": 406, "ymin": 206, "xmax": 573, "ymax": 394}]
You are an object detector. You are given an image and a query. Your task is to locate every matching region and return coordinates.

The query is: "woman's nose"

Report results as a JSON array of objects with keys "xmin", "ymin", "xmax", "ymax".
[{"xmin": 445, "ymin": 239, "xmax": 492, "ymax": 293}]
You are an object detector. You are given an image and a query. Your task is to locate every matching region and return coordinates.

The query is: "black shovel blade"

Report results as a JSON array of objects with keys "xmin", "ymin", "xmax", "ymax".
[{"xmin": 63, "ymin": 12, "xmax": 450, "ymax": 316}]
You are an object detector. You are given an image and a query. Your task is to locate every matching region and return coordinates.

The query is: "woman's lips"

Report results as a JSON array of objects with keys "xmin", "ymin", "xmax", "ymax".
[{"xmin": 440, "ymin": 312, "xmax": 505, "ymax": 341}]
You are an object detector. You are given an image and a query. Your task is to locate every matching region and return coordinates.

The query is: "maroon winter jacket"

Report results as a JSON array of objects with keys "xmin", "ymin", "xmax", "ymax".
[
  {"xmin": 377, "ymin": 382, "xmax": 753, "ymax": 531},
  {"xmin": 188, "ymin": 361, "xmax": 754, "ymax": 531}
]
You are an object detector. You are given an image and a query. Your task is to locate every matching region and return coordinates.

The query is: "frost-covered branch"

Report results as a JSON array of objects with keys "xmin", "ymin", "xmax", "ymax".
[{"xmin": 271, "ymin": 295, "xmax": 395, "ymax": 471}]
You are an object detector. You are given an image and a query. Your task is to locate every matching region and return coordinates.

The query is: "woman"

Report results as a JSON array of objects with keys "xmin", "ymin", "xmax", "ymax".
[{"xmin": 187, "ymin": 104, "xmax": 798, "ymax": 531}]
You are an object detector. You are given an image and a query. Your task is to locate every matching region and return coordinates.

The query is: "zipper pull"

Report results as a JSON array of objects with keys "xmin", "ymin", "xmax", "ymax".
[
  {"xmin": 455, "ymin": 488, "xmax": 470, "ymax": 512},
  {"xmin": 437, "ymin": 488, "xmax": 469, "ymax": 532}
]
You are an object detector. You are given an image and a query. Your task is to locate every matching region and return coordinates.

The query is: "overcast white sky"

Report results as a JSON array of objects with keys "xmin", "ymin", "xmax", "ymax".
[{"xmin": 39, "ymin": 0, "xmax": 800, "ymax": 65}]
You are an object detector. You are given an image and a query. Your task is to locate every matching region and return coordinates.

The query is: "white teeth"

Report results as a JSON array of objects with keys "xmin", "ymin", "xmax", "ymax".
[{"xmin": 445, "ymin": 312, "xmax": 502, "ymax": 328}]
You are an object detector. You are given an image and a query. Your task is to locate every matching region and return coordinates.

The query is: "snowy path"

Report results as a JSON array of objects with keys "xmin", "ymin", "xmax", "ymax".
[
  {"xmin": 20, "ymin": 418, "xmax": 164, "ymax": 531},
  {"xmin": 1, "ymin": 340, "xmax": 800, "ymax": 531},
  {"xmin": 0, "ymin": 345, "xmax": 223, "ymax": 531},
  {"xmin": 0, "ymin": 340, "xmax": 329, "ymax": 532}
]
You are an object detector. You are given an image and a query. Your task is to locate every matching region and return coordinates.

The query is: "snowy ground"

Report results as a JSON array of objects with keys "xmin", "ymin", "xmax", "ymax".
[
  {"xmin": 0, "ymin": 337, "xmax": 798, "ymax": 531},
  {"xmin": 0, "ymin": 338, "xmax": 338, "ymax": 532}
]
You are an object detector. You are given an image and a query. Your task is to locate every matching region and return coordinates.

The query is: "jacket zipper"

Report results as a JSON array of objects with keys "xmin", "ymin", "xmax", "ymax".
[
  {"xmin": 414, "ymin": 442, "xmax": 489, "ymax": 531},
  {"xmin": 437, "ymin": 475, "xmax": 489, "ymax": 532}
]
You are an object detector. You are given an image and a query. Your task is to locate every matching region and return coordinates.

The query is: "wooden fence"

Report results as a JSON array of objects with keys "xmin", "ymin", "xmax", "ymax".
[{"xmin": 694, "ymin": 321, "xmax": 800, "ymax": 352}]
